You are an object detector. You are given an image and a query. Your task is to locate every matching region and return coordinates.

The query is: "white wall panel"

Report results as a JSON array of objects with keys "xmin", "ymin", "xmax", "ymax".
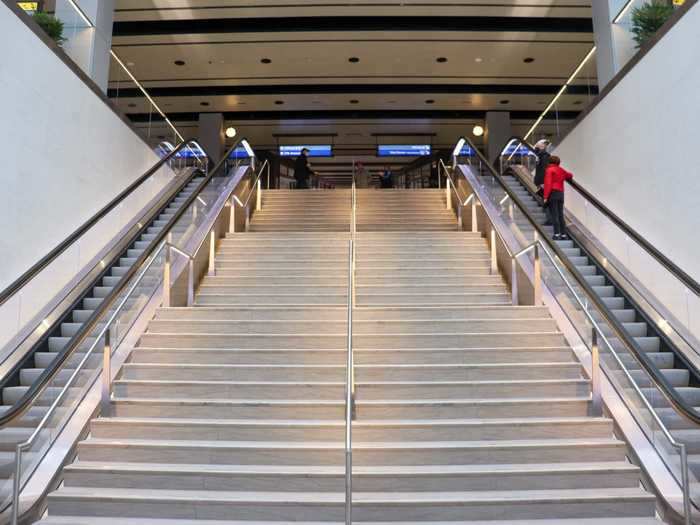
[
  {"xmin": 0, "ymin": 4, "xmax": 176, "ymax": 349},
  {"xmin": 555, "ymin": 3, "xmax": 700, "ymax": 339}
]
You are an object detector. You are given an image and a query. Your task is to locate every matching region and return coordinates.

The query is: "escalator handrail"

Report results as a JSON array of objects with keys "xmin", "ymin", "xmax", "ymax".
[
  {"xmin": 0, "ymin": 139, "xmax": 208, "ymax": 308},
  {"xmin": 0, "ymin": 137, "xmax": 249, "ymax": 428},
  {"xmin": 500, "ymin": 135, "xmax": 700, "ymax": 297},
  {"xmin": 453, "ymin": 135, "xmax": 700, "ymax": 425}
]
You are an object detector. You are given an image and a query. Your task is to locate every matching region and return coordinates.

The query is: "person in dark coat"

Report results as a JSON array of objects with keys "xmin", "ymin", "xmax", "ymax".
[
  {"xmin": 379, "ymin": 166, "xmax": 394, "ymax": 189},
  {"xmin": 533, "ymin": 139, "xmax": 551, "ymax": 223},
  {"xmin": 293, "ymin": 148, "xmax": 313, "ymax": 189}
]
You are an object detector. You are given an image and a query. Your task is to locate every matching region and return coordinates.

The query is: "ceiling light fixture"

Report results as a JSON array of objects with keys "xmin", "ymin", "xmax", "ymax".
[
  {"xmin": 349, "ymin": 100, "xmax": 359, "ymax": 104},
  {"xmin": 523, "ymin": 57, "xmax": 535, "ymax": 63},
  {"xmin": 225, "ymin": 127, "xmax": 237, "ymax": 138},
  {"xmin": 499, "ymin": 100, "xmax": 510, "ymax": 104},
  {"xmin": 348, "ymin": 57, "xmax": 360, "ymax": 63},
  {"xmin": 436, "ymin": 57, "xmax": 448, "ymax": 63},
  {"xmin": 425, "ymin": 99, "xmax": 435, "ymax": 104},
  {"xmin": 524, "ymin": 46, "xmax": 597, "ymax": 141},
  {"xmin": 275, "ymin": 100, "xmax": 284, "ymax": 105},
  {"xmin": 200, "ymin": 102, "xmax": 210, "ymax": 107},
  {"xmin": 472, "ymin": 125, "xmax": 484, "ymax": 137},
  {"xmin": 174, "ymin": 60, "xmax": 186, "ymax": 66},
  {"xmin": 261, "ymin": 58, "xmax": 272, "ymax": 64},
  {"xmin": 475, "ymin": 57, "xmax": 483, "ymax": 63}
]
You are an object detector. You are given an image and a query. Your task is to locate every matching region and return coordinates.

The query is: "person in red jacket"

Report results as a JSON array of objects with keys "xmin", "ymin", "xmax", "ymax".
[{"xmin": 543, "ymin": 156, "xmax": 574, "ymax": 240}]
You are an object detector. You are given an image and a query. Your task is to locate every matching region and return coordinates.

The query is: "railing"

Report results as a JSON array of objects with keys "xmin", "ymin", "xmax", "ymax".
[
  {"xmin": 230, "ymin": 159, "xmax": 270, "ymax": 232},
  {"xmin": 344, "ymin": 238, "xmax": 355, "ymax": 525},
  {"xmin": 448, "ymin": 135, "xmax": 694, "ymax": 523},
  {"xmin": 0, "ymin": 139, "xmax": 207, "ymax": 310},
  {"xmin": 8, "ymin": 137, "xmax": 254, "ymax": 523},
  {"xmin": 499, "ymin": 136, "xmax": 700, "ymax": 296}
]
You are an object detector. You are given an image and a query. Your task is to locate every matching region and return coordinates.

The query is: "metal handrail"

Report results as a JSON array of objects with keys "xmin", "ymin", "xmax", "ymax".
[
  {"xmin": 454, "ymin": 135, "xmax": 700, "ymax": 425},
  {"xmin": 11, "ymin": 238, "xmax": 167, "ymax": 525},
  {"xmin": 344, "ymin": 239, "xmax": 355, "ymax": 525},
  {"xmin": 232, "ymin": 159, "xmax": 270, "ymax": 210},
  {"xmin": 451, "ymin": 137, "xmax": 693, "ymax": 523},
  {"xmin": 0, "ymin": 139, "xmax": 208, "ymax": 308},
  {"xmin": 500, "ymin": 135, "xmax": 700, "ymax": 297},
  {"xmin": 7, "ymin": 137, "xmax": 251, "ymax": 523}
]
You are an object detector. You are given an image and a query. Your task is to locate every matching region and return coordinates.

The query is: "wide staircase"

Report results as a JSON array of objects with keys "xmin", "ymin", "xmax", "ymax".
[{"xmin": 39, "ymin": 189, "xmax": 660, "ymax": 524}]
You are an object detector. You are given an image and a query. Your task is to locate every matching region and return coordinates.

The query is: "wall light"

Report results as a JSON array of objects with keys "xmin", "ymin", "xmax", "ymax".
[
  {"xmin": 225, "ymin": 127, "xmax": 237, "ymax": 138},
  {"xmin": 472, "ymin": 125, "xmax": 484, "ymax": 137}
]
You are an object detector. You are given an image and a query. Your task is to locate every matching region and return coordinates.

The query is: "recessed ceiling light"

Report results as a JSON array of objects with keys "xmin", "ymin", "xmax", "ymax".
[
  {"xmin": 174, "ymin": 60, "xmax": 186, "ymax": 66},
  {"xmin": 499, "ymin": 99, "xmax": 510, "ymax": 104},
  {"xmin": 524, "ymin": 57, "xmax": 535, "ymax": 63},
  {"xmin": 261, "ymin": 58, "xmax": 272, "ymax": 64},
  {"xmin": 475, "ymin": 57, "xmax": 483, "ymax": 63},
  {"xmin": 436, "ymin": 57, "xmax": 448, "ymax": 63},
  {"xmin": 274, "ymin": 100, "xmax": 284, "ymax": 105},
  {"xmin": 348, "ymin": 57, "xmax": 360, "ymax": 63},
  {"xmin": 573, "ymin": 100, "xmax": 583, "ymax": 105},
  {"xmin": 349, "ymin": 99, "xmax": 359, "ymax": 104},
  {"xmin": 473, "ymin": 125, "xmax": 485, "ymax": 137},
  {"xmin": 126, "ymin": 61, "xmax": 135, "ymax": 67},
  {"xmin": 200, "ymin": 102, "xmax": 210, "ymax": 107},
  {"xmin": 225, "ymin": 127, "xmax": 237, "ymax": 138},
  {"xmin": 425, "ymin": 99, "xmax": 435, "ymax": 104},
  {"xmin": 127, "ymin": 103, "xmax": 137, "ymax": 108},
  {"xmin": 157, "ymin": 135, "xmax": 165, "ymax": 139}
]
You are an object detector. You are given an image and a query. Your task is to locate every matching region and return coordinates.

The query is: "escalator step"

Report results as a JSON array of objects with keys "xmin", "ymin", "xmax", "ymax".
[
  {"xmin": 92, "ymin": 287, "xmax": 113, "ymax": 299},
  {"xmin": 72, "ymin": 310, "xmax": 95, "ymax": 323}
]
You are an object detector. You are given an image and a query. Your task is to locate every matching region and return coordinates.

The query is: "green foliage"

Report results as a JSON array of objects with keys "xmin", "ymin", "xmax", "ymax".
[
  {"xmin": 631, "ymin": 1, "xmax": 675, "ymax": 48},
  {"xmin": 32, "ymin": 12, "xmax": 65, "ymax": 45}
]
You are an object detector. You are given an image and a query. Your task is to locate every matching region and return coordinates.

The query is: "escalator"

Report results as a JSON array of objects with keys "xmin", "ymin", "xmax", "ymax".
[
  {"xmin": 499, "ymin": 139, "xmax": 700, "ymax": 418},
  {"xmin": 0, "ymin": 137, "xmax": 256, "ymax": 515},
  {"xmin": 448, "ymin": 134, "xmax": 700, "ymax": 520}
]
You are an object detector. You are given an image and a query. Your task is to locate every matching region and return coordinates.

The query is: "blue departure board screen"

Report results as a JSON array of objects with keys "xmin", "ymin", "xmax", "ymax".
[
  {"xmin": 279, "ymin": 145, "xmax": 333, "ymax": 157},
  {"xmin": 377, "ymin": 145, "xmax": 432, "ymax": 157}
]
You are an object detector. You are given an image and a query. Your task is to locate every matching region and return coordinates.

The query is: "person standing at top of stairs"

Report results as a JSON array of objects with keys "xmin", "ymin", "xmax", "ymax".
[{"xmin": 293, "ymin": 148, "xmax": 316, "ymax": 189}]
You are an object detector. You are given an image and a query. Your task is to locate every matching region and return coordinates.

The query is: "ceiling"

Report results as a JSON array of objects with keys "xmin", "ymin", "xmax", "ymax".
[{"xmin": 109, "ymin": 0, "xmax": 597, "ymax": 180}]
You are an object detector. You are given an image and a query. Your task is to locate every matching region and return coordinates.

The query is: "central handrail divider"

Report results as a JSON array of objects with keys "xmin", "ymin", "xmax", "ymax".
[
  {"xmin": 345, "ymin": 175, "xmax": 357, "ymax": 525},
  {"xmin": 448, "ymin": 135, "xmax": 693, "ymax": 523},
  {"xmin": 8, "ymin": 137, "xmax": 254, "ymax": 524},
  {"xmin": 0, "ymin": 139, "xmax": 208, "ymax": 308},
  {"xmin": 499, "ymin": 136, "xmax": 700, "ymax": 297}
]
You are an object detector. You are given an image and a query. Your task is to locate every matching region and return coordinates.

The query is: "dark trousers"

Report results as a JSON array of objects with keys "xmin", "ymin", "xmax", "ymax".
[
  {"xmin": 548, "ymin": 190, "xmax": 565, "ymax": 236},
  {"xmin": 295, "ymin": 178, "xmax": 309, "ymax": 190}
]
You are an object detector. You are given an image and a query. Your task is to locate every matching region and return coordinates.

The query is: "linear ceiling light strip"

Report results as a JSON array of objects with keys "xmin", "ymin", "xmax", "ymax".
[
  {"xmin": 524, "ymin": 45, "xmax": 597, "ymax": 141},
  {"xmin": 109, "ymin": 50, "xmax": 184, "ymax": 142},
  {"xmin": 66, "ymin": 0, "xmax": 93, "ymax": 27},
  {"xmin": 613, "ymin": 0, "xmax": 636, "ymax": 23}
]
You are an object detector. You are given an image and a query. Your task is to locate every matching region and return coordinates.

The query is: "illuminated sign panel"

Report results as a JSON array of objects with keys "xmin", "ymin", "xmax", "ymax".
[
  {"xmin": 279, "ymin": 145, "xmax": 333, "ymax": 157},
  {"xmin": 377, "ymin": 145, "xmax": 431, "ymax": 157}
]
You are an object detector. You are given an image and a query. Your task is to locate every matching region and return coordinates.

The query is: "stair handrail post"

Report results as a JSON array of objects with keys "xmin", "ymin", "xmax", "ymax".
[
  {"xmin": 101, "ymin": 327, "xmax": 112, "ymax": 416},
  {"xmin": 590, "ymin": 329, "xmax": 602, "ymax": 416}
]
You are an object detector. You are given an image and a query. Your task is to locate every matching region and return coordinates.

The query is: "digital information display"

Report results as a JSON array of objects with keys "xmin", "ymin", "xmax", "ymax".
[
  {"xmin": 458, "ymin": 145, "xmax": 475, "ymax": 157},
  {"xmin": 377, "ymin": 145, "xmax": 431, "ymax": 157},
  {"xmin": 502, "ymin": 144, "xmax": 532, "ymax": 155},
  {"xmin": 279, "ymin": 145, "xmax": 333, "ymax": 157},
  {"xmin": 228, "ymin": 146, "xmax": 253, "ymax": 159}
]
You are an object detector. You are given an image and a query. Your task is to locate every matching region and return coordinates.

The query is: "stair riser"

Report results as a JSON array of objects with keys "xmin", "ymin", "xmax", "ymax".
[
  {"xmin": 128, "ymin": 348, "xmax": 575, "ymax": 366},
  {"xmin": 356, "ymin": 295, "xmax": 511, "ymax": 306},
  {"xmin": 195, "ymin": 295, "xmax": 346, "ymax": 306},
  {"xmin": 113, "ymin": 382, "xmax": 344, "ymax": 400},
  {"xmin": 138, "ymin": 333, "xmax": 568, "ymax": 349},
  {"xmin": 76, "ymin": 443, "xmax": 625, "ymax": 467},
  {"xmin": 90, "ymin": 421, "xmax": 613, "ymax": 442},
  {"xmin": 120, "ymin": 364, "xmax": 581, "ymax": 382},
  {"xmin": 356, "ymin": 381, "xmax": 591, "ymax": 400},
  {"xmin": 63, "ymin": 468, "xmax": 638, "ymax": 492},
  {"xmin": 112, "ymin": 402, "xmax": 343, "ymax": 420},
  {"xmin": 144, "ymin": 319, "xmax": 557, "ymax": 335}
]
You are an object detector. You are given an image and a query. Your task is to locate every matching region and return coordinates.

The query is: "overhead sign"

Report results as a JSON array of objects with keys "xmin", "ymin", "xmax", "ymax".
[
  {"xmin": 279, "ymin": 145, "xmax": 333, "ymax": 157},
  {"xmin": 17, "ymin": 2, "xmax": 39, "ymax": 12},
  {"xmin": 377, "ymin": 145, "xmax": 431, "ymax": 157}
]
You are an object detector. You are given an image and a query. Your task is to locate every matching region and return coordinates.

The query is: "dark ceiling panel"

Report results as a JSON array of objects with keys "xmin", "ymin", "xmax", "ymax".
[
  {"xmin": 107, "ymin": 83, "xmax": 598, "ymax": 98},
  {"xmin": 113, "ymin": 16, "xmax": 593, "ymax": 37},
  {"xmin": 125, "ymin": 109, "xmax": 581, "ymax": 122}
]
